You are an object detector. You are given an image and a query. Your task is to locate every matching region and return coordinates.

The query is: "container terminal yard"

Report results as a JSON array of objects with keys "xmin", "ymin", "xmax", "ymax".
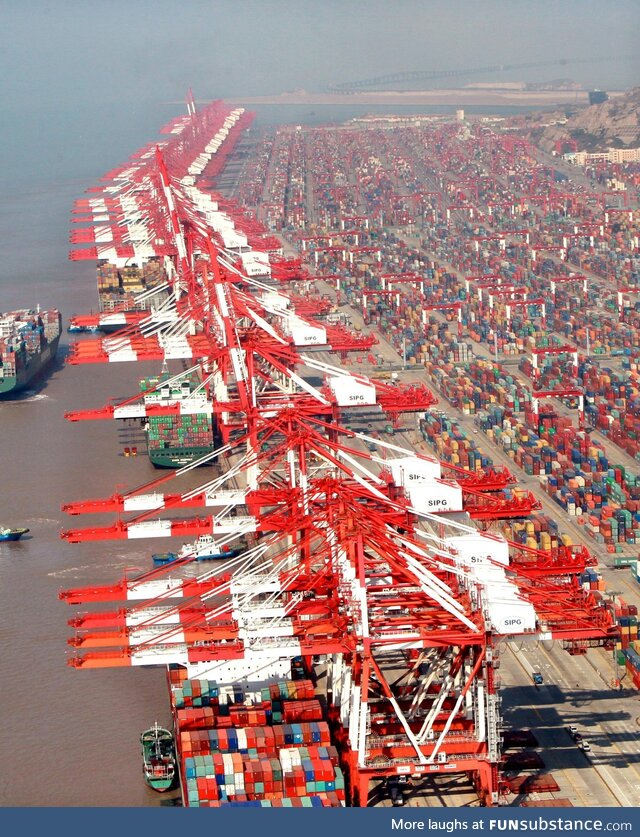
[{"xmin": 58, "ymin": 92, "xmax": 640, "ymax": 809}]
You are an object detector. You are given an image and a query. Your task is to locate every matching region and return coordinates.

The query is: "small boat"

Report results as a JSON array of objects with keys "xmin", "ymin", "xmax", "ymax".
[
  {"xmin": 152, "ymin": 534, "xmax": 238, "ymax": 565},
  {"xmin": 0, "ymin": 527, "xmax": 29, "ymax": 542},
  {"xmin": 140, "ymin": 723, "xmax": 177, "ymax": 792}
]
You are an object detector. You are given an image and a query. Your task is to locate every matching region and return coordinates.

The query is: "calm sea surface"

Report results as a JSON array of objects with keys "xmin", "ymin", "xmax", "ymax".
[{"xmin": 0, "ymin": 99, "xmax": 533, "ymax": 806}]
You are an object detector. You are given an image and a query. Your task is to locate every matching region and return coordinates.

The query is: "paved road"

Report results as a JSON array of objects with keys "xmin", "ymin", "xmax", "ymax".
[{"xmin": 501, "ymin": 641, "xmax": 640, "ymax": 807}]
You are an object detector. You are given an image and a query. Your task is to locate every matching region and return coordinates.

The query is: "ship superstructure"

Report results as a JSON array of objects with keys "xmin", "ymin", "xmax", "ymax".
[{"xmin": 138, "ymin": 371, "xmax": 217, "ymax": 468}]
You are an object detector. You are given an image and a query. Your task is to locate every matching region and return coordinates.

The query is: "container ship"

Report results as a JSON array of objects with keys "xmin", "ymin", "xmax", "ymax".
[
  {"xmin": 0, "ymin": 308, "xmax": 62, "ymax": 395},
  {"xmin": 66, "ymin": 259, "xmax": 173, "ymax": 334},
  {"xmin": 139, "ymin": 372, "xmax": 216, "ymax": 468},
  {"xmin": 169, "ymin": 667, "xmax": 346, "ymax": 808}
]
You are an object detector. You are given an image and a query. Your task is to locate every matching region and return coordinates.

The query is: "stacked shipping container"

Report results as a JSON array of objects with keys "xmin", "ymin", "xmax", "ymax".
[{"xmin": 170, "ymin": 672, "xmax": 345, "ymax": 807}]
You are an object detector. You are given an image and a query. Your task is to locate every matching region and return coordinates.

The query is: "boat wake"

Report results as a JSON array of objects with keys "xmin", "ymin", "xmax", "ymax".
[
  {"xmin": 110, "ymin": 561, "xmax": 146, "ymax": 572},
  {"xmin": 0, "ymin": 393, "xmax": 49, "ymax": 407},
  {"xmin": 48, "ymin": 565, "xmax": 98, "ymax": 578},
  {"xmin": 49, "ymin": 559, "xmax": 148, "ymax": 579},
  {"xmin": 2, "ymin": 389, "xmax": 50, "ymax": 407},
  {"xmin": 19, "ymin": 392, "xmax": 50, "ymax": 402}
]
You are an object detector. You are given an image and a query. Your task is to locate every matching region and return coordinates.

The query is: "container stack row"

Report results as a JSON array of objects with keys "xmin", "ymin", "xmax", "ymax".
[
  {"xmin": 419, "ymin": 414, "xmax": 492, "ymax": 472},
  {"xmin": 224, "ymin": 116, "xmax": 640, "ymax": 575},
  {"xmin": 267, "ymin": 122, "xmax": 640, "ymax": 367},
  {"xmin": 608, "ymin": 573, "xmax": 640, "ymax": 687},
  {"xmin": 424, "ymin": 357, "xmax": 531, "ymax": 415}
]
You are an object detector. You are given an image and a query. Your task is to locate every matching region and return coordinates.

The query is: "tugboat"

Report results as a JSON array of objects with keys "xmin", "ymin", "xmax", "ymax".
[
  {"xmin": 140, "ymin": 723, "xmax": 177, "ymax": 792},
  {"xmin": 152, "ymin": 534, "xmax": 239, "ymax": 565},
  {"xmin": 0, "ymin": 526, "xmax": 29, "ymax": 542}
]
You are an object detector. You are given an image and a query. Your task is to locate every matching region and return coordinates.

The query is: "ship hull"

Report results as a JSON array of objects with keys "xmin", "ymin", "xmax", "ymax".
[
  {"xmin": 148, "ymin": 444, "xmax": 216, "ymax": 469},
  {"xmin": 98, "ymin": 323, "xmax": 129, "ymax": 334},
  {"xmin": 0, "ymin": 334, "xmax": 61, "ymax": 396},
  {"xmin": 143, "ymin": 773, "xmax": 176, "ymax": 793},
  {"xmin": 152, "ymin": 550, "xmax": 236, "ymax": 565},
  {"xmin": 0, "ymin": 528, "xmax": 29, "ymax": 542}
]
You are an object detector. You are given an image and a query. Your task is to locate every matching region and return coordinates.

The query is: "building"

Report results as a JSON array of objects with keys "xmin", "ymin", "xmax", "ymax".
[{"xmin": 563, "ymin": 147, "xmax": 640, "ymax": 166}]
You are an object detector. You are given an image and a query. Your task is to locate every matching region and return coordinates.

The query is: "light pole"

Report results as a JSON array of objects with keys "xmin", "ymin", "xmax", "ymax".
[
  {"xmin": 604, "ymin": 590, "xmax": 622, "ymax": 688},
  {"xmin": 585, "ymin": 327, "xmax": 590, "ymax": 358}
]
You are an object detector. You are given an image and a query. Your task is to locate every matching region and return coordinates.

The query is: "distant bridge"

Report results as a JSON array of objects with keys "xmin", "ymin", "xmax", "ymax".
[{"xmin": 328, "ymin": 56, "xmax": 625, "ymax": 93}]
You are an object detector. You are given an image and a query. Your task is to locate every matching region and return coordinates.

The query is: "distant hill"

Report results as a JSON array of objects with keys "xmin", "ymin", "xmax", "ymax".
[{"xmin": 533, "ymin": 87, "xmax": 640, "ymax": 152}]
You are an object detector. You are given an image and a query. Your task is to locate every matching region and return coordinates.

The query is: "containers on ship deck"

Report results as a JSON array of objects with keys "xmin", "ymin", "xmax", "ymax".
[
  {"xmin": 139, "ymin": 373, "xmax": 216, "ymax": 467},
  {"xmin": 171, "ymin": 675, "xmax": 344, "ymax": 808},
  {"xmin": 146, "ymin": 413, "xmax": 214, "ymax": 450},
  {"xmin": 0, "ymin": 309, "xmax": 62, "ymax": 394}
]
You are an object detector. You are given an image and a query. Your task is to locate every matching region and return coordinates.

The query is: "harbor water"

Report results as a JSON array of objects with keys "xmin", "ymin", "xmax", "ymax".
[{"xmin": 0, "ymin": 101, "xmax": 189, "ymax": 806}]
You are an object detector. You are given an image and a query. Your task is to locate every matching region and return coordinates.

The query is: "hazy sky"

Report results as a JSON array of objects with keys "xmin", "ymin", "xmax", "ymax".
[{"xmin": 2, "ymin": 0, "xmax": 639, "ymax": 106}]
